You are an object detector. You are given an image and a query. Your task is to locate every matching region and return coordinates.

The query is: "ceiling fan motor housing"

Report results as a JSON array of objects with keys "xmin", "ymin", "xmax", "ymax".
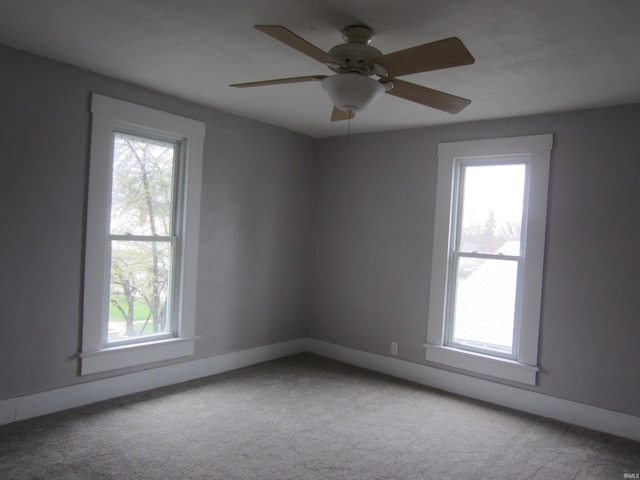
[
  {"xmin": 323, "ymin": 25, "xmax": 387, "ymax": 112},
  {"xmin": 327, "ymin": 43, "xmax": 382, "ymax": 74},
  {"xmin": 327, "ymin": 25, "xmax": 382, "ymax": 75}
]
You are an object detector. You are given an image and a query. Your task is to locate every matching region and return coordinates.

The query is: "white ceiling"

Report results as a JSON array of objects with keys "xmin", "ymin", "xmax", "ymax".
[{"xmin": 1, "ymin": 0, "xmax": 639, "ymax": 138}]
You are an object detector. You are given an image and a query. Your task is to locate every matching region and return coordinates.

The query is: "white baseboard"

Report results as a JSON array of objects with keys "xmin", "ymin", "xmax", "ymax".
[
  {"xmin": 3, "ymin": 337, "xmax": 639, "ymax": 444},
  {"xmin": 0, "ymin": 338, "xmax": 308, "ymax": 426},
  {"xmin": 0, "ymin": 398, "xmax": 16, "ymax": 425},
  {"xmin": 307, "ymin": 339, "xmax": 640, "ymax": 443}
]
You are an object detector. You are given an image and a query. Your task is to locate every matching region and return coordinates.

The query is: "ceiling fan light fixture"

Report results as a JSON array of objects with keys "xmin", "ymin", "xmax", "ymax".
[{"xmin": 321, "ymin": 73, "xmax": 385, "ymax": 113}]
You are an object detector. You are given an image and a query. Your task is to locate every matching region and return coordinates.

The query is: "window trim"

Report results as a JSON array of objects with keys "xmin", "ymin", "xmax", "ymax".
[
  {"xmin": 425, "ymin": 134, "xmax": 553, "ymax": 385},
  {"xmin": 81, "ymin": 94, "xmax": 205, "ymax": 375}
]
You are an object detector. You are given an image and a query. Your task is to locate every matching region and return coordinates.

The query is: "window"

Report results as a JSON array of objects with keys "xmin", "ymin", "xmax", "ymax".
[
  {"xmin": 425, "ymin": 134, "xmax": 552, "ymax": 385},
  {"xmin": 81, "ymin": 94, "xmax": 205, "ymax": 375}
]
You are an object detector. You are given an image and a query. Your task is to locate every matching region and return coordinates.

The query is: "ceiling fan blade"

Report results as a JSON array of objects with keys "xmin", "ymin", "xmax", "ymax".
[
  {"xmin": 372, "ymin": 37, "xmax": 474, "ymax": 78},
  {"xmin": 255, "ymin": 25, "xmax": 342, "ymax": 66},
  {"xmin": 385, "ymin": 79, "xmax": 471, "ymax": 114},
  {"xmin": 330, "ymin": 106, "xmax": 355, "ymax": 122},
  {"xmin": 230, "ymin": 75, "xmax": 327, "ymax": 88}
]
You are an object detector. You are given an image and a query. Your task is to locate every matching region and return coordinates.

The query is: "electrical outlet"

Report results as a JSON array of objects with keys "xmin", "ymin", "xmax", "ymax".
[{"xmin": 390, "ymin": 342, "xmax": 399, "ymax": 356}]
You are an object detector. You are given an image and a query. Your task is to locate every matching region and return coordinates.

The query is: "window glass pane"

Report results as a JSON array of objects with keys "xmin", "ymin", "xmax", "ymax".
[
  {"xmin": 459, "ymin": 164, "xmax": 525, "ymax": 254},
  {"xmin": 451, "ymin": 257, "xmax": 518, "ymax": 354},
  {"xmin": 108, "ymin": 240, "xmax": 172, "ymax": 343},
  {"xmin": 110, "ymin": 133, "xmax": 177, "ymax": 236}
]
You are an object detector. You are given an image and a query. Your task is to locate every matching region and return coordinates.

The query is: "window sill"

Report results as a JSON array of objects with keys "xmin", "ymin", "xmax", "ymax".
[
  {"xmin": 80, "ymin": 337, "xmax": 196, "ymax": 375},
  {"xmin": 424, "ymin": 344, "xmax": 539, "ymax": 385}
]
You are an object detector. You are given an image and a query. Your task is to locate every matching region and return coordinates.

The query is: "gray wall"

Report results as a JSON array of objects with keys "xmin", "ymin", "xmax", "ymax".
[
  {"xmin": 0, "ymin": 44, "xmax": 315, "ymax": 399},
  {"xmin": 2, "ymin": 42, "xmax": 639, "ymax": 419},
  {"xmin": 311, "ymin": 105, "xmax": 640, "ymax": 416}
]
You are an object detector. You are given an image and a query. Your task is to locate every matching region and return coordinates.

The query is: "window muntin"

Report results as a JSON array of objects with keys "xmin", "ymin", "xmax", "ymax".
[
  {"xmin": 446, "ymin": 160, "xmax": 527, "ymax": 358},
  {"xmin": 106, "ymin": 132, "xmax": 180, "ymax": 345}
]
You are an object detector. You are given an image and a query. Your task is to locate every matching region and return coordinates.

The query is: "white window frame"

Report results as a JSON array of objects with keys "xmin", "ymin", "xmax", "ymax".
[
  {"xmin": 425, "ymin": 134, "xmax": 552, "ymax": 385},
  {"xmin": 80, "ymin": 94, "xmax": 205, "ymax": 375}
]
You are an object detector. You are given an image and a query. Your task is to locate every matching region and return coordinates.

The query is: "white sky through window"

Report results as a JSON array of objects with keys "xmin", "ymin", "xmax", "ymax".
[{"xmin": 461, "ymin": 163, "xmax": 525, "ymax": 227}]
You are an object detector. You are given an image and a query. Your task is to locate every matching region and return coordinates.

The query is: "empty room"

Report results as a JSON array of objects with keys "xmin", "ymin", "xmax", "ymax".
[{"xmin": 1, "ymin": 0, "xmax": 639, "ymax": 478}]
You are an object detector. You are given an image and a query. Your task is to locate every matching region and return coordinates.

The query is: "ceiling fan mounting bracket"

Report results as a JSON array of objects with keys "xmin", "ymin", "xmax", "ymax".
[{"xmin": 341, "ymin": 25, "xmax": 374, "ymax": 44}]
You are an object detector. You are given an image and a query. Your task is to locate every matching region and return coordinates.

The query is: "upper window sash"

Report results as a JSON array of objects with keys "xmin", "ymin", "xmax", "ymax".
[
  {"xmin": 110, "ymin": 129, "xmax": 183, "ymax": 238},
  {"xmin": 453, "ymin": 157, "xmax": 529, "ymax": 254}
]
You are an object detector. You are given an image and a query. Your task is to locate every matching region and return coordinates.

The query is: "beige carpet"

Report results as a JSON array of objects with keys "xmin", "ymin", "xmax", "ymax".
[{"xmin": 1, "ymin": 353, "xmax": 638, "ymax": 479}]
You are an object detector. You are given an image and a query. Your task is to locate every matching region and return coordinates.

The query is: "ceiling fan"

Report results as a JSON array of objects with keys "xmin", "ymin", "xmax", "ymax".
[{"xmin": 231, "ymin": 25, "xmax": 475, "ymax": 122}]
